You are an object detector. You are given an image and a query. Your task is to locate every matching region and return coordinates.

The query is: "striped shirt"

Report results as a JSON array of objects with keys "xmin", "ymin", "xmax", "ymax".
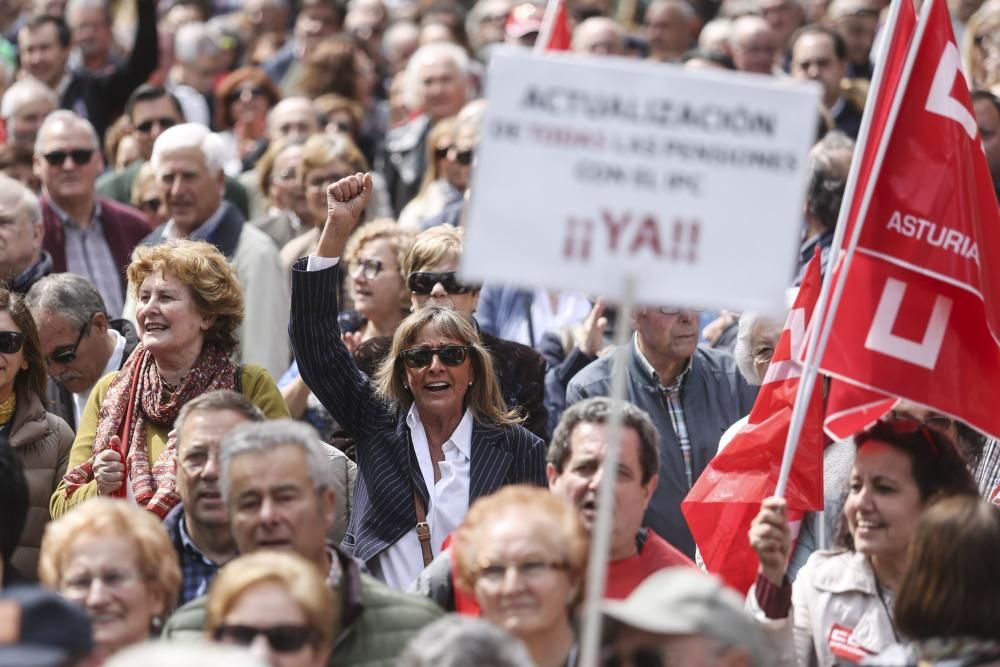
[
  {"xmin": 634, "ymin": 336, "xmax": 694, "ymax": 488},
  {"xmin": 49, "ymin": 199, "xmax": 124, "ymax": 317}
]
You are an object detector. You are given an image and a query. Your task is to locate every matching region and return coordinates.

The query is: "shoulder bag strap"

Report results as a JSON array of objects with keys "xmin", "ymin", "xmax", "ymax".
[{"xmin": 413, "ymin": 488, "xmax": 434, "ymax": 566}]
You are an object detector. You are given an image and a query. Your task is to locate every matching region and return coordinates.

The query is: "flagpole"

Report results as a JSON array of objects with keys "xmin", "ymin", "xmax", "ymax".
[
  {"xmin": 534, "ymin": 0, "xmax": 561, "ymax": 53},
  {"xmin": 578, "ymin": 275, "xmax": 636, "ymax": 667},
  {"xmin": 775, "ymin": 0, "xmax": 931, "ymax": 497}
]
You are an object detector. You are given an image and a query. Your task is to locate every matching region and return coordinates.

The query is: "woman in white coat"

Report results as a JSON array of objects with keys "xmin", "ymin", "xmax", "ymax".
[{"xmin": 747, "ymin": 418, "xmax": 978, "ymax": 666}]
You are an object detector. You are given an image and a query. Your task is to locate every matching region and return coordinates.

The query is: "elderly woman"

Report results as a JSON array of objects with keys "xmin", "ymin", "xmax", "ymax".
[
  {"xmin": 250, "ymin": 138, "xmax": 312, "ymax": 250},
  {"xmin": 0, "ymin": 287, "xmax": 74, "ymax": 580},
  {"xmin": 214, "ymin": 67, "xmax": 282, "ymax": 175},
  {"xmin": 353, "ymin": 224, "xmax": 549, "ymax": 440},
  {"xmin": 748, "ymin": 418, "xmax": 979, "ymax": 666},
  {"xmin": 206, "ymin": 551, "xmax": 338, "ymax": 667},
  {"xmin": 50, "ymin": 240, "xmax": 289, "ymax": 519},
  {"xmin": 281, "ymin": 219, "xmax": 412, "ymax": 439},
  {"xmin": 39, "ymin": 497, "xmax": 181, "ymax": 663},
  {"xmin": 453, "ymin": 486, "xmax": 587, "ymax": 667},
  {"xmin": 289, "ymin": 173, "xmax": 546, "ymax": 590},
  {"xmin": 278, "ymin": 133, "xmax": 391, "ymax": 269}
]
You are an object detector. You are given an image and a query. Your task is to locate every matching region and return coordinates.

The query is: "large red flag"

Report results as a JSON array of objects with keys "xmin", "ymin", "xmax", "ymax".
[
  {"xmin": 681, "ymin": 252, "xmax": 825, "ymax": 594},
  {"xmin": 817, "ymin": 0, "xmax": 1000, "ymax": 439}
]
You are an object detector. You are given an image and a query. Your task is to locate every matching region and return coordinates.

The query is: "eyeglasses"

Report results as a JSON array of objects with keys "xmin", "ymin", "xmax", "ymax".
[
  {"xmin": 50, "ymin": 321, "xmax": 90, "ymax": 365},
  {"xmin": 41, "ymin": 149, "xmax": 95, "ymax": 167},
  {"xmin": 134, "ymin": 117, "xmax": 176, "ymax": 134},
  {"xmin": 139, "ymin": 198, "xmax": 162, "ymax": 215},
  {"xmin": 213, "ymin": 625, "xmax": 320, "ymax": 653},
  {"xmin": 349, "ymin": 258, "xmax": 386, "ymax": 280},
  {"xmin": 400, "ymin": 344, "xmax": 471, "ymax": 368},
  {"xmin": 448, "ymin": 148, "xmax": 474, "ymax": 166},
  {"xmin": 602, "ymin": 646, "xmax": 670, "ymax": 667},
  {"xmin": 751, "ymin": 345, "xmax": 774, "ymax": 366},
  {"xmin": 0, "ymin": 331, "xmax": 25, "ymax": 355},
  {"xmin": 476, "ymin": 559, "xmax": 568, "ymax": 584},
  {"xmin": 407, "ymin": 271, "xmax": 478, "ymax": 295},
  {"xmin": 227, "ymin": 86, "xmax": 268, "ymax": 104},
  {"xmin": 434, "ymin": 145, "xmax": 452, "ymax": 160},
  {"xmin": 62, "ymin": 568, "xmax": 141, "ymax": 596}
]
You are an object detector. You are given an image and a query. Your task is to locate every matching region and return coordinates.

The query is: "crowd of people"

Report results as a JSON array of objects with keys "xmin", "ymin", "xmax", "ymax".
[{"xmin": 0, "ymin": 0, "xmax": 998, "ymax": 665}]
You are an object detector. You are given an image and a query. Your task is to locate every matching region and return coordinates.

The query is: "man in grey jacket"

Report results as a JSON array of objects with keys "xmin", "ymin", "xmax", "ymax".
[{"xmin": 566, "ymin": 306, "xmax": 757, "ymax": 557}]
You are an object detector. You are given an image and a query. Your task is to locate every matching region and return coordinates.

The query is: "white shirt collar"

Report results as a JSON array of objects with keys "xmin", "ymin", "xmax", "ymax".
[{"xmin": 406, "ymin": 404, "xmax": 474, "ymax": 461}]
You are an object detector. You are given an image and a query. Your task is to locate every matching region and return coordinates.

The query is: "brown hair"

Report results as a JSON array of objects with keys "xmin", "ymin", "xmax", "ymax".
[
  {"xmin": 296, "ymin": 34, "xmax": 361, "ymax": 101},
  {"xmin": 206, "ymin": 551, "xmax": 340, "ymax": 650},
  {"xmin": 414, "ymin": 115, "xmax": 457, "ymax": 197},
  {"xmin": 895, "ymin": 495, "xmax": 999, "ymax": 640},
  {"xmin": 39, "ymin": 497, "xmax": 181, "ymax": 607},
  {"xmin": 373, "ymin": 306, "xmax": 522, "ymax": 426},
  {"xmin": 837, "ymin": 418, "xmax": 979, "ymax": 550},
  {"xmin": 453, "ymin": 486, "xmax": 588, "ymax": 604},
  {"xmin": 0, "ymin": 287, "xmax": 47, "ymax": 403},
  {"xmin": 127, "ymin": 240, "xmax": 244, "ymax": 353},
  {"xmin": 214, "ymin": 67, "xmax": 282, "ymax": 130},
  {"xmin": 314, "ymin": 94, "xmax": 364, "ymax": 136}
]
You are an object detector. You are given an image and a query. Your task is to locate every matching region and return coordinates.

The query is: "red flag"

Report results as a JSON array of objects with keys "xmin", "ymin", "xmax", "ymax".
[
  {"xmin": 534, "ymin": 0, "xmax": 571, "ymax": 52},
  {"xmin": 681, "ymin": 252, "xmax": 825, "ymax": 594},
  {"xmin": 817, "ymin": 0, "xmax": 1000, "ymax": 439}
]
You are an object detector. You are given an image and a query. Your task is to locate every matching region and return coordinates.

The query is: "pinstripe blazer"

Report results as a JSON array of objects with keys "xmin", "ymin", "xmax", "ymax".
[{"xmin": 289, "ymin": 260, "xmax": 547, "ymax": 565}]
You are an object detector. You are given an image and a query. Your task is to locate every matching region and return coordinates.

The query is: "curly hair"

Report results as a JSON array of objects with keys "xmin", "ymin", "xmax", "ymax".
[
  {"xmin": 0, "ymin": 286, "xmax": 48, "ymax": 403},
  {"xmin": 127, "ymin": 240, "xmax": 244, "ymax": 353},
  {"xmin": 39, "ymin": 497, "xmax": 181, "ymax": 609}
]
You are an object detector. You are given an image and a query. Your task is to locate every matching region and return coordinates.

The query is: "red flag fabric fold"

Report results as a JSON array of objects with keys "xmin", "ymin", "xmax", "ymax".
[{"xmin": 681, "ymin": 252, "xmax": 826, "ymax": 594}]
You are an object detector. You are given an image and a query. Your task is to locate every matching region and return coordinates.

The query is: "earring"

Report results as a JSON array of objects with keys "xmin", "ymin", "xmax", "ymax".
[{"xmin": 468, "ymin": 381, "xmax": 473, "ymax": 386}]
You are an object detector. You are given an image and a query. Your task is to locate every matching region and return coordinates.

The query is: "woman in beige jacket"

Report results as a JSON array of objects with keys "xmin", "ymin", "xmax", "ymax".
[
  {"xmin": 0, "ymin": 287, "xmax": 73, "ymax": 580},
  {"xmin": 747, "ymin": 418, "xmax": 978, "ymax": 666}
]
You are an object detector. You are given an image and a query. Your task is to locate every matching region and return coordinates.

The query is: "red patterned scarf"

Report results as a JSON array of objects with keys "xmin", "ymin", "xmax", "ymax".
[{"xmin": 63, "ymin": 343, "xmax": 238, "ymax": 518}]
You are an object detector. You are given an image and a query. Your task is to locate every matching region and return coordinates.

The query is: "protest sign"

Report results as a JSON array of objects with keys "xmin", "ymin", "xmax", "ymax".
[{"xmin": 462, "ymin": 50, "xmax": 820, "ymax": 312}]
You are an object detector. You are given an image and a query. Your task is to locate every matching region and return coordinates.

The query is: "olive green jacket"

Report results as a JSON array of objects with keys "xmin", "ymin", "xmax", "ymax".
[{"xmin": 161, "ymin": 546, "xmax": 442, "ymax": 667}]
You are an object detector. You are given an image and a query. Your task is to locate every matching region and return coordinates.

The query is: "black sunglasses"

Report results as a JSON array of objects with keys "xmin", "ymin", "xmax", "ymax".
[
  {"xmin": 449, "ymin": 148, "xmax": 474, "ymax": 166},
  {"xmin": 0, "ymin": 331, "xmax": 25, "ymax": 355},
  {"xmin": 139, "ymin": 198, "xmax": 162, "ymax": 214},
  {"xmin": 213, "ymin": 624, "xmax": 319, "ymax": 652},
  {"xmin": 227, "ymin": 86, "xmax": 268, "ymax": 104},
  {"xmin": 50, "ymin": 321, "xmax": 90, "ymax": 365},
  {"xmin": 434, "ymin": 145, "xmax": 452, "ymax": 160},
  {"xmin": 135, "ymin": 117, "xmax": 176, "ymax": 134},
  {"xmin": 400, "ymin": 344, "xmax": 470, "ymax": 369},
  {"xmin": 42, "ymin": 149, "xmax": 95, "ymax": 167},
  {"xmin": 407, "ymin": 271, "xmax": 477, "ymax": 295}
]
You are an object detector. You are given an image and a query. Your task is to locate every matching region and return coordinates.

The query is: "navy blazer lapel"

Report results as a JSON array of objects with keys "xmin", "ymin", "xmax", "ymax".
[
  {"xmin": 470, "ymin": 423, "xmax": 512, "ymax": 500},
  {"xmin": 395, "ymin": 418, "xmax": 430, "ymax": 505}
]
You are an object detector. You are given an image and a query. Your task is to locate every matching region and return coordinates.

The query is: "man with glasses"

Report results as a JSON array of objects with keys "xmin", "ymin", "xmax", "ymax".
[
  {"xmin": 25, "ymin": 273, "xmax": 139, "ymax": 431},
  {"xmin": 97, "ymin": 85, "xmax": 251, "ymax": 218},
  {"xmin": 566, "ymin": 305, "xmax": 757, "ymax": 557},
  {"xmin": 35, "ymin": 111, "xmax": 151, "ymax": 318}
]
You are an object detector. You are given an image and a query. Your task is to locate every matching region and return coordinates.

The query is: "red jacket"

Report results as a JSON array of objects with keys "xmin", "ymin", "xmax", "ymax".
[{"xmin": 40, "ymin": 196, "xmax": 151, "ymax": 297}]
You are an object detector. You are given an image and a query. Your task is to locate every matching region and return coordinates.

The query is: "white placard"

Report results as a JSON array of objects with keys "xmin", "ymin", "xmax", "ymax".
[{"xmin": 462, "ymin": 50, "xmax": 821, "ymax": 312}]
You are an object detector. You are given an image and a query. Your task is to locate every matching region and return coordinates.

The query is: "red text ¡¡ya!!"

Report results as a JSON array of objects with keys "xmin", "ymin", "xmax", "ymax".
[{"xmin": 562, "ymin": 211, "xmax": 701, "ymax": 263}]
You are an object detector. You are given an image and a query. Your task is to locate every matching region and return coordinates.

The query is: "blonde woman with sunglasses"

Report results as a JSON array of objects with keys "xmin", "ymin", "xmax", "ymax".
[{"xmin": 289, "ymin": 173, "xmax": 547, "ymax": 592}]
